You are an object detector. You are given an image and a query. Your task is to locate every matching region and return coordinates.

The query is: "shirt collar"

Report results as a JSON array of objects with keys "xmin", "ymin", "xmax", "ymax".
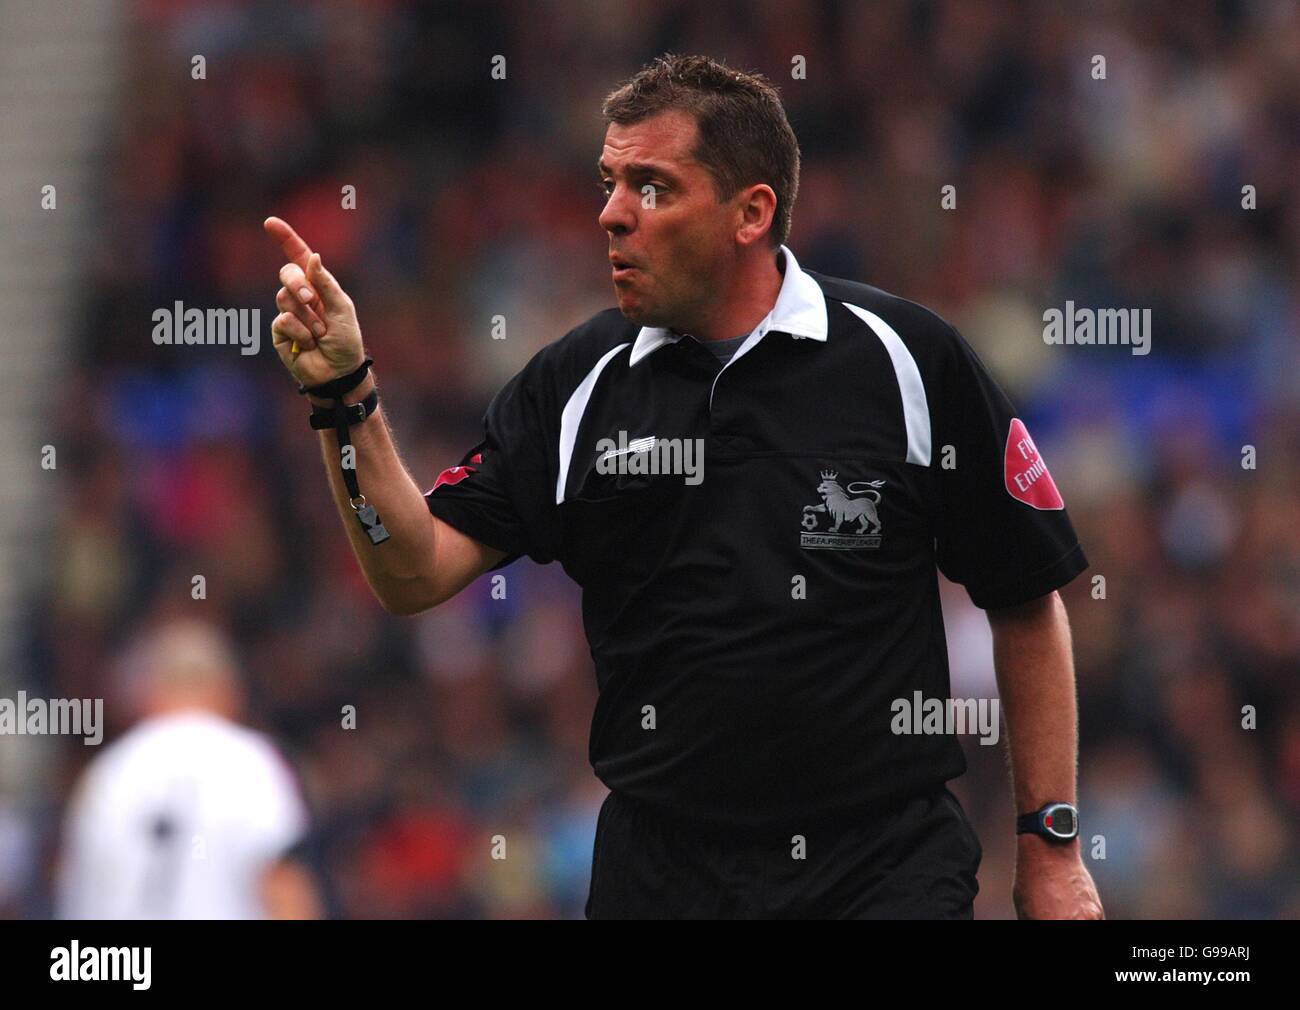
[{"xmin": 628, "ymin": 244, "xmax": 828, "ymax": 366}]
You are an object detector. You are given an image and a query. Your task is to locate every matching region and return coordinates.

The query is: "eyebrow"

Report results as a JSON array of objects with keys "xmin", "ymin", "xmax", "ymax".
[{"xmin": 596, "ymin": 158, "xmax": 681, "ymax": 181}]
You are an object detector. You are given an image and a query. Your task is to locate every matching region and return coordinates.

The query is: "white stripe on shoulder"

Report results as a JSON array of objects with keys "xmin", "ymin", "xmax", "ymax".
[
  {"xmin": 556, "ymin": 342, "xmax": 630, "ymax": 504},
  {"xmin": 842, "ymin": 303, "xmax": 932, "ymax": 466}
]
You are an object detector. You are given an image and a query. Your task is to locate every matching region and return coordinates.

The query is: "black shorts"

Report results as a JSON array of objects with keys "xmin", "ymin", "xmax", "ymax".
[{"xmin": 585, "ymin": 786, "xmax": 982, "ymax": 919}]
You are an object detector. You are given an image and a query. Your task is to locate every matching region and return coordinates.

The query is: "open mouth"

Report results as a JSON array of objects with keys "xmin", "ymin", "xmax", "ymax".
[{"xmin": 610, "ymin": 255, "xmax": 639, "ymax": 280}]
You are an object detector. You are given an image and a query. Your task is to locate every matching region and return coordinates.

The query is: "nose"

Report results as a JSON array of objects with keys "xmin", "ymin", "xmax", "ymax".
[{"xmin": 599, "ymin": 183, "xmax": 636, "ymax": 236}]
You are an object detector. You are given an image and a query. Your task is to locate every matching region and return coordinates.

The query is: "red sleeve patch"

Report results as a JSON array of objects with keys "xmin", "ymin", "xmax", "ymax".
[
  {"xmin": 427, "ymin": 464, "xmax": 476, "ymax": 494},
  {"xmin": 1004, "ymin": 418, "xmax": 1064, "ymax": 510}
]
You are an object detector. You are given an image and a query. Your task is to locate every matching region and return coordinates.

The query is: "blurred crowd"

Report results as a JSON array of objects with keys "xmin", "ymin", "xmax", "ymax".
[{"xmin": 5, "ymin": 0, "xmax": 1299, "ymax": 918}]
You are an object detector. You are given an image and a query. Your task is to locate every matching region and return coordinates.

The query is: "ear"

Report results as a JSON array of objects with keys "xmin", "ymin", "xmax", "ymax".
[{"xmin": 735, "ymin": 183, "xmax": 778, "ymax": 247}]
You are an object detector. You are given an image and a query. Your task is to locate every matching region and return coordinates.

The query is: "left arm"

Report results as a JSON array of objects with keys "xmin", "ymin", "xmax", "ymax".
[{"xmin": 987, "ymin": 589, "xmax": 1104, "ymax": 919}]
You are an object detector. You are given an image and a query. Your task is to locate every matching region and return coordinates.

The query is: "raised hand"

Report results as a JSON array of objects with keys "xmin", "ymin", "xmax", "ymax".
[{"xmin": 263, "ymin": 216, "xmax": 366, "ymax": 388}]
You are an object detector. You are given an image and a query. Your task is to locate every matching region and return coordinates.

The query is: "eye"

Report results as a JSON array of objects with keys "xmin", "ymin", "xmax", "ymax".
[{"xmin": 598, "ymin": 179, "xmax": 615, "ymax": 196}]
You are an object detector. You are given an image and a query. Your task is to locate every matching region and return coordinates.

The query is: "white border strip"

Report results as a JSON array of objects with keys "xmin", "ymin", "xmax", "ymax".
[
  {"xmin": 843, "ymin": 303, "xmax": 932, "ymax": 466},
  {"xmin": 556, "ymin": 342, "xmax": 630, "ymax": 504}
]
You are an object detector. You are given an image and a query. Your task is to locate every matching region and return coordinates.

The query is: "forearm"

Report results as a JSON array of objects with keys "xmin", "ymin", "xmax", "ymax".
[
  {"xmin": 310, "ymin": 370, "xmax": 439, "ymax": 607},
  {"xmin": 988, "ymin": 590, "xmax": 1104, "ymax": 917},
  {"xmin": 988, "ymin": 590, "xmax": 1078, "ymax": 814},
  {"xmin": 265, "ymin": 222, "xmax": 501, "ymax": 615}
]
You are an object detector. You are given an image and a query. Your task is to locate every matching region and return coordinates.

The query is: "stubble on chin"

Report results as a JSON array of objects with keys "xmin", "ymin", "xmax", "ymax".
[{"xmin": 615, "ymin": 288, "xmax": 660, "ymax": 326}]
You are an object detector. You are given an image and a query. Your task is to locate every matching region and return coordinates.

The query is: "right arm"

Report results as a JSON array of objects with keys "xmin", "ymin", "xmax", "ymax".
[
  {"xmin": 264, "ymin": 217, "xmax": 504, "ymax": 615},
  {"xmin": 260, "ymin": 858, "xmax": 325, "ymax": 919},
  {"xmin": 309, "ymin": 368, "xmax": 505, "ymax": 614}
]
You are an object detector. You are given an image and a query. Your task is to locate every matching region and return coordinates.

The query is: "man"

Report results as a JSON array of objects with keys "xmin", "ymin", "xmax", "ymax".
[
  {"xmin": 265, "ymin": 53, "xmax": 1103, "ymax": 919},
  {"xmin": 57, "ymin": 617, "xmax": 320, "ymax": 919}
]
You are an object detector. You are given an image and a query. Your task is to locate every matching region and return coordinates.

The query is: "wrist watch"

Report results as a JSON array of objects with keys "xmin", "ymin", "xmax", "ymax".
[{"xmin": 1016, "ymin": 801, "xmax": 1079, "ymax": 843}]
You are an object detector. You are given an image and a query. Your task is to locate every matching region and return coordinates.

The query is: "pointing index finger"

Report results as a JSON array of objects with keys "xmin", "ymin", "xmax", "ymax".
[{"xmin": 263, "ymin": 216, "xmax": 313, "ymax": 269}]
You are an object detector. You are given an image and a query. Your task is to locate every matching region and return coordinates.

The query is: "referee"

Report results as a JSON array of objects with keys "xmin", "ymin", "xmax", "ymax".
[{"xmin": 265, "ymin": 54, "xmax": 1104, "ymax": 920}]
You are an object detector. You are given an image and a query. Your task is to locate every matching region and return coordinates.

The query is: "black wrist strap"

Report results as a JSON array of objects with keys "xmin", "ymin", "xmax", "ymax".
[
  {"xmin": 297, "ymin": 357, "xmax": 373, "ymax": 398},
  {"xmin": 301, "ymin": 359, "xmax": 389, "ymax": 546},
  {"xmin": 309, "ymin": 387, "xmax": 379, "ymax": 429}
]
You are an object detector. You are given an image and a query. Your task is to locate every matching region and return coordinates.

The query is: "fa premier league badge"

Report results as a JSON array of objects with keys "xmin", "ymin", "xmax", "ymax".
[{"xmin": 801, "ymin": 470, "xmax": 885, "ymax": 550}]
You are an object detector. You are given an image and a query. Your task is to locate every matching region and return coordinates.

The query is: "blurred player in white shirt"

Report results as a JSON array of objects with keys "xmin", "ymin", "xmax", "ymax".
[{"xmin": 56, "ymin": 617, "xmax": 321, "ymax": 919}]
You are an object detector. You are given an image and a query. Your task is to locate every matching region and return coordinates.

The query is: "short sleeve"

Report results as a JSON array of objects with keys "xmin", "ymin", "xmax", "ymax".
[
  {"xmin": 932, "ymin": 324, "xmax": 1088, "ymax": 609},
  {"xmin": 241, "ymin": 742, "xmax": 309, "ymax": 865},
  {"xmin": 424, "ymin": 354, "xmax": 558, "ymax": 569}
]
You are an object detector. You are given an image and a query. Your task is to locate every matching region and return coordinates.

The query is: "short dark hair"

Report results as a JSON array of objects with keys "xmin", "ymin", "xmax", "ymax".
[{"xmin": 602, "ymin": 53, "xmax": 801, "ymax": 248}]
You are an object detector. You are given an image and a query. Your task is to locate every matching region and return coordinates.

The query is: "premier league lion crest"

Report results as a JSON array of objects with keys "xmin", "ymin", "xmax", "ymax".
[{"xmin": 800, "ymin": 470, "xmax": 885, "ymax": 550}]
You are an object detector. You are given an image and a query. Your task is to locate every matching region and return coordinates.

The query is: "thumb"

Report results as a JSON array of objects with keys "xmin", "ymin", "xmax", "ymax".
[{"xmin": 307, "ymin": 252, "xmax": 348, "ymax": 313}]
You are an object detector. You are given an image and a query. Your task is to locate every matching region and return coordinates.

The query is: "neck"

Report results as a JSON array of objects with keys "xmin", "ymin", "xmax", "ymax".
[{"xmin": 677, "ymin": 245, "xmax": 784, "ymax": 342}]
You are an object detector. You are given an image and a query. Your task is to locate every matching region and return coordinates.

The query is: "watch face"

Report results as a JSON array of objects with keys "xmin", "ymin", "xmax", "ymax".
[{"xmin": 1051, "ymin": 808, "xmax": 1076, "ymax": 835}]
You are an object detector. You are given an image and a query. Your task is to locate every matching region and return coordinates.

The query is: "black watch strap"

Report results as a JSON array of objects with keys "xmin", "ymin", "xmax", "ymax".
[
  {"xmin": 309, "ymin": 387, "xmax": 379, "ymax": 429},
  {"xmin": 1016, "ymin": 811, "xmax": 1043, "ymax": 834}
]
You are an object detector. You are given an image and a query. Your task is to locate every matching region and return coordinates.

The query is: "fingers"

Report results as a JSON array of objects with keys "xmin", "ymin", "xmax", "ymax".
[
  {"xmin": 307, "ymin": 253, "xmax": 351, "ymax": 315},
  {"xmin": 271, "ymin": 311, "xmax": 316, "ymax": 353},
  {"xmin": 276, "ymin": 286, "xmax": 326, "ymax": 337},
  {"xmin": 278, "ymin": 261, "xmax": 323, "ymax": 313},
  {"xmin": 263, "ymin": 216, "xmax": 313, "ymax": 268}
]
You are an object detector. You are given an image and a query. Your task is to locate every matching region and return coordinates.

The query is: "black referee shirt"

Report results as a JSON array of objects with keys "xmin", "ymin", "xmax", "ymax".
[{"xmin": 425, "ymin": 245, "xmax": 1087, "ymax": 832}]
